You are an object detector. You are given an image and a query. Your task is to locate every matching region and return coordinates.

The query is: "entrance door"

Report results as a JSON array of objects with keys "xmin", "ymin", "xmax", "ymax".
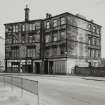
[
  {"xmin": 35, "ymin": 62, "xmax": 40, "ymax": 74},
  {"xmin": 49, "ymin": 61, "xmax": 53, "ymax": 74},
  {"xmin": 27, "ymin": 65, "xmax": 33, "ymax": 73},
  {"xmin": 44, "ymin": 61, "xmax": 48, "ymax": 74}
]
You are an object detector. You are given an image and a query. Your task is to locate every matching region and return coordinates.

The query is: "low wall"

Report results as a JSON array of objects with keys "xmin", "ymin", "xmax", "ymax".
[{"xmin": 74, "ymin": 66, "xmax": 105, "ymax": 77}]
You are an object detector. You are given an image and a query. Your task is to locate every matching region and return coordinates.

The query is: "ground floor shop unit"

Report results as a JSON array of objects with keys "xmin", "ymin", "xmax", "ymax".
[{"xmin": 5, "ymin": 58, "xmax": 100, "ymax": 74}]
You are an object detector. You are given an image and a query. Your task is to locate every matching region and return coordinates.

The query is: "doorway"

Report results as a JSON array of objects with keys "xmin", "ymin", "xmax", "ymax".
[
  {"xmin": 44, "ymin": 60, "xmax": 48, "ymax": 74},
  {"xmin": 27, "ymin": 65, "xmax": 33, "ymax": 73},
  {"xmin": 35, "ymin": 62, "xmax": 40, "ymax": 74},
  {"xmin": 49, "ymin": 61, "xmax": 53, "ymax": 74}
]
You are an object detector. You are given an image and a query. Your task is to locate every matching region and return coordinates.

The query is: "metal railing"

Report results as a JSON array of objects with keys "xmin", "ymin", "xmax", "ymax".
[{"xmin": 0, "ymin": 75, "xmax": 39, "ymax": 105}]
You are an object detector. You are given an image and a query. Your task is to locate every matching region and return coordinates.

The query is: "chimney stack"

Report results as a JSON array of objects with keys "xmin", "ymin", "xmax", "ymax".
[{"xmin": 24, "ymin": 4, "xmax": 30, "ymax": 22}]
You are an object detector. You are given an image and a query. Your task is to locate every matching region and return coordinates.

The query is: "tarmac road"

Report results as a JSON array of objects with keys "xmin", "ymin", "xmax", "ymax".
[{"xmin": 13, "ymin": 75, "xmax": 105, "ymax": 105}]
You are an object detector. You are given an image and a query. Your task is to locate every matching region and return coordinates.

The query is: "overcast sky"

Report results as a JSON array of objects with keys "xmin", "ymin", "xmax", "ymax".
[{"xmin": 0, "ymin": 0, "xmax": 105, "ymax": 57}]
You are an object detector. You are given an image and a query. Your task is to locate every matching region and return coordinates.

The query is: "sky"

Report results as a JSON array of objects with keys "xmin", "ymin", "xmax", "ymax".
[{"xmin": 0, "ymin": 0, "xmax": 105, "ymax": 57}]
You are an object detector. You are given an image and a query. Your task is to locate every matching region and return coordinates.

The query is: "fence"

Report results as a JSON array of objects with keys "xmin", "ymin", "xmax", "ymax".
[
  {"xmin": 0, "ymin": 75, "xmax": 39, "ymax": 105},
  {"xmin": 74, "ymin": 66, "xmax": 105, "ymax": 77}
]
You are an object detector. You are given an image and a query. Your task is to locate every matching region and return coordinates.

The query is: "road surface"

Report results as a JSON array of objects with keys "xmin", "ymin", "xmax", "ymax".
[{"xmin": 11, "ymin": 74, "xmax": 105, "ymax": 105}]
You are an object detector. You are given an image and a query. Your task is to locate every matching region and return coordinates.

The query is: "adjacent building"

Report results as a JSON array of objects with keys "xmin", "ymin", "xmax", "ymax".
[{"xmin": 5, "ymin": 6, "xmax": 102, "ymax": 74}]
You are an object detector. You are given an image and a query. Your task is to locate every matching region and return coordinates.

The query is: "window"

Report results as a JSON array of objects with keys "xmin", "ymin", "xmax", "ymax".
[
  {"xmin": 46, "ymin": 21, "xmax": 50, "ymax": 29},
  {"xmin": 96, "ymin": 50, "xmax": 100, "ymax": 58},
  {"xmin": 53, "ymin": 19, "xmax": 57, "ymax": 27},
  {"xmin": 94, "ymin": 38, "xmax": 97, "ymax": 45},
  {"xmin": 8, "ymin": 25, "xmax": 13, "ymax": 33},
  {"xmin": 88, "ymin": 48, "xmax": 91, "ymax": 57},
  {"xmin": 52, "ymin": 46, "xmax": 57, "ymax": 56},
  {"xmin": 22, "ymin": 24, "xmax": 25, "ymax": 31},
  {"xmin": 88, "ymin": 48, "xmax": 94, "ymax": 58},
  {"xmin": 11, "ymin": 46, "xmax": 19, "ymax": 58},
  {"xmin": 15, "ymin": 25, "xmax": 18, "ymax": 32},
  {"xmin": 13, "ymin": 33, "xmax": 19, "ymax": 44},
  {"xmin": 35, "ymin": 22, "xmax": 40, "ymax": 30},
  {"xmin": 93, "ymin": 26, "xmax": 96, "ymax": 33},
  {"xmin": 88, "ymin": 24, "xmax": 91, "ymax": 30},
  {"xmin": 30, "ymin": 23, "xmax": 36, "ymax": 31},
  {"xmin": 88, "ymin": 36, "xmax": 92, "ymax": 45},
  {"xmin": 27, "ymin": 46, "xmax": 36, "ymax": 58},
  {"xmin": 60, "ymin": 17, "xmax": 66, "ymax": 25},
  {"xmin": 60, "ymin": 45, "xmax": 65, "ymax": 55},
  {"xmin": 32, "ymin": 34, "xmax": 40, "ymax": 42},
  {"xmin": 26, "ymin": 24, "xmax": 29, "ymax": 31},
  {"xmin": 13, "ymin": 25, "xmax": 16, "ymax": 32},
  {"xmin": 45, "ymin": 35, "xmax": 51, "ymax": 43},
  {"xmin": 96, "ymin": 39, "xmax": 100, "ymax": 46},
  {"xmin": 46, "ymin": 47, "xmax": 50, "ymax": 57},
  {"xmin": 60, "ymin": 31, "xmax": 66, "ymax": 40},
  {"xmin": 53, "ymin": 33, "xmax": 58, "ymax": 41},
  {"xmin": 28, "ymin": 35, "xmax": 33, "ymax": 43},
  {"xmin": 6, "ymin": 35, "xmax": 12, "ymax": 44},
  {"xmin": 21, "ymin": 34, "xmax": 25, "ymax": 43},
  {"xmin": 97, "ymin": 28, "xmax": 100, "ymax": 35}
]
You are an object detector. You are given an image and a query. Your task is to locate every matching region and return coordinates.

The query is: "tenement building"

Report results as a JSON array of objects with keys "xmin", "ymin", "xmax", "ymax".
[{"xmin": 5, "ymin": 6, "xmax": 102, "ymax": 74}]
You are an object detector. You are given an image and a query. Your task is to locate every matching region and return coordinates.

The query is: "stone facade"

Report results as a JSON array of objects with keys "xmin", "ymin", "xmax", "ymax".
[{"xmin": 5, "ymin": 7, "xmax": 102, "ymax": 74}]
